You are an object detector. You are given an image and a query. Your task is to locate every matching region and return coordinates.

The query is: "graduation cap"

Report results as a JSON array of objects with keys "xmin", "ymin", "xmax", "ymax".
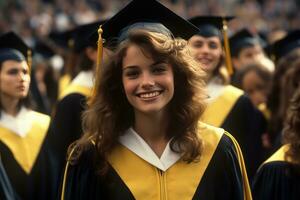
[
  {"xmin": 34, "ymin": 40, "xmax": 56, "ymax": 59},
  {"xmin": 265, "ymin": 29, "xmax": 300, "ymax": 63},
  {"xmin": 0, "ymin": 31, "xmax": 32, "ymax": 69},
  {"xmin": 188, "ymin": 16, "xmax": 234, "ymax": 38},
  {"xmin": 90, "ymin": 0, "xmax": 200, "ymax": 43},
  {"xmin": 188, "ymin": 16, "xmax": 235, "ymax": 75},
  {"xmin": 229, "ymin": 28, "xmax": 262, "ymax": 58},
  {"xmin": 49, "ymin": 19, "xmax": 107, "ymax": 53}
]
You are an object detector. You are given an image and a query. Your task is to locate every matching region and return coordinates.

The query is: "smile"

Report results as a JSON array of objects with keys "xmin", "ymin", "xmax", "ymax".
[{"xmin": 137, "ymin": 91, "xmax": 162, "ymax": 99}]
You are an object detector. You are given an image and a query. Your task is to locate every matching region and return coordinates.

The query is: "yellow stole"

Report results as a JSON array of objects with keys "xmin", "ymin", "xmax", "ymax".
[
  {"xmin": 0, "ymin": 112, "xmax": 50, "ymax": 174},
  {"xmin": 58, "ymin": 74, "xmax": 72, "ymax": 97},
  {"xmin": 263, "ymin": 145, "xmax": 290, "ymax": 165},
  {"xmin": 201, "ymin": 85, "xmax": 243, "ymax": 127},
  {"xmin": 107, "ymin": 123, "xmax": 252, "ymax": 200},
  {"xmin": 58, "ymin": 84, "xmax": 92, "ymax": 100}
]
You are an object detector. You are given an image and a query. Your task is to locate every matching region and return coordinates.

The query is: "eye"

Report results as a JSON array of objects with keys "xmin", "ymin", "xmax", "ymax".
[
  {"xmin": 192, "ymin": 41, "xmax": 203, "ymax": 48},
  {"xmin": 208, "ymin": 41, "xmax": 219, "ymax": 49},
  {"xmin": 152, "ymin": 63, "xmax": 168, "ymax": 74},
  {"xmin": 7, "ymin": 68, "xmax": 19, "ymax": 75},
  {"xmin": 124, "ymin": 69, "xmax": 140, "ymax": 79}
]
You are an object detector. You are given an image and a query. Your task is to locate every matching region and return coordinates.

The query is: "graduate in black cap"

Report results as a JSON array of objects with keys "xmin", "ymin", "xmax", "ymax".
[
  {"xmin": 0, "ymin": 31, "xmax": 58, "ymax": 200},
  {"xmin": 59, "ymin": 0, "xmax": 251, "ymax": 199},
  {"xmin": 252, "ymin": 82, "xmax": 300, "ymax": 200},
  {"xmin": 188, "ymin": 16, "xmax": 267, "ymax": 181},
  {"xmin": 229, "ymin": 28, "xmax": 273, "ymax": 85},
  {"xmin": 46, "ymin": 19, "xmax": 112, "ymax": 195}
]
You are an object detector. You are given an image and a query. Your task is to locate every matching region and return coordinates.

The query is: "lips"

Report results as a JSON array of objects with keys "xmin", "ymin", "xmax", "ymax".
[{"xmin": 136, "ymin": 91, "xmax": 162, "ymax": 99}]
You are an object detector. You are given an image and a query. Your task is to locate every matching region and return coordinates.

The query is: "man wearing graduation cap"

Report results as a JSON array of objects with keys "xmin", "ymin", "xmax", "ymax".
[
  {"xmin": 0, "ymin": 32, "xmax": 58, "ymax": 200},
  {"xmin": 188, "ymin": 16, "xmax": 267, "ymax": 181},
  {"xmin": 229, "ymin": 28, "xmax": 273, "ymax": 85},
  {"xmin": 59, "ymin": 0, "xmax": 251, "ymax": 199}
]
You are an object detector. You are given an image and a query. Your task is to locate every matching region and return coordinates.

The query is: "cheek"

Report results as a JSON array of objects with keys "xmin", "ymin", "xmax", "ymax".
[{"xmin": 122, "ymin": 79, "xmax": 136, "ymax": 96}]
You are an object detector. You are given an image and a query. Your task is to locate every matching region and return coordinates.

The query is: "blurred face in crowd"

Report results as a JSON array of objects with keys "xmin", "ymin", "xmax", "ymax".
[
  {"xmin": 0, "ymin": 60, "xmax": 30, "ymax": 101},
  {"xmin": 233, "ymin": 44, "xmax": 264, "ymax": 71},
  {"xmin": 122, "ymin": 44, "xmax": 174, "ymax": 116},
  {"xmin": 242, "ymin": 70, "xmax": 268, "ymax": 106},
  {"xmin": 188, "ymin": 35, "xmax": 223, "ymax": 75}
]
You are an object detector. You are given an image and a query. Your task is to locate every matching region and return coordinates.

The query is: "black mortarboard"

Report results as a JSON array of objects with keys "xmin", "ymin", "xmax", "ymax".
[
  {"xmin": 188, "ymin": 16, "xmax": 234, "ymax": 38},
  {"xmin": 0, "ymin": 31, "xmax": 31, "ymax": 63},
  {"xmin": 188, "ymin": 15, "xmax": 235, "ymax": 75},
  {"xmin": 50, "ymin": 20, "xmax": 107, "ymax": 53},
  {"xmin": 229, "ymin": 28, "xmax": 261, "ymax": 57},
  {"xmin": 89, "ymin": 0, "xmax": 200, "ymax": 44},
  {"xmin": 34, "ymin": 40, "xmax": 56, "ymax": 59},
  {"xmin": 265, "ymin": 29, "xmax": 300, "ymax": 62}
]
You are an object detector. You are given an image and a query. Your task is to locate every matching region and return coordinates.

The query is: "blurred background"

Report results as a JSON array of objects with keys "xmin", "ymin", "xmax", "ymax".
[{"xmin": 1, "ymin": 0, "xmax": 299, "ymax": 45}]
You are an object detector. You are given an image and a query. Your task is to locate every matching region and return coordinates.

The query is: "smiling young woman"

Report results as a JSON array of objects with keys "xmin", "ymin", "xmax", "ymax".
[{"xmin": 59, "ymin": 0, "xmax": 251, "ymax": 199}]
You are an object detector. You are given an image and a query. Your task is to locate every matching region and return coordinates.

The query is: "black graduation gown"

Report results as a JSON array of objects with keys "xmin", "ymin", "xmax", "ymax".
[
  {"xmin": 252, "ymin": 145, "xmax": 300, "ymax": 200},
  {"xmin": 60, "ymin": 123, "xmax": 252, "ymax": 200},
  {"xmin": 0, "ymin": 111, "xmax": 59, "ymax": 200},
  {"xmin": 0, "ymin": 158, "xmax": 18, "ymax": 200},
  {"xmin": 202, "ymin": 85, "xmax": 266, "ymax": 181},
  {"xmin": 46, "ymin": 83, "xmax": 92, "ymax": 195}
]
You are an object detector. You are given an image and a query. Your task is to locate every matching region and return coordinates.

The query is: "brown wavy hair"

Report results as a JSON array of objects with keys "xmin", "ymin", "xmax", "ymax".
[
  {"xmin": 283, "ymin": 85, "xmax": 300, "ymax": 165},
  {"xmin": 68, "ymin": 29, "xmax": 207, "ymax": 174}
]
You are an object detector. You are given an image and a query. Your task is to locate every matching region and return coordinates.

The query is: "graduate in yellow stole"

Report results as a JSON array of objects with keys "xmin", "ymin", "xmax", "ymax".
[
  {"xmin": 0, "ymin": 32, "xmax": 57, "ymax": 199},
  {"xmin": 59, "ymin": 0, "xmax": 252, "ymax": 199},
  {"xmin": 252, "ymin": 85, "xmax": 300, "ymax": 200},
  {"xmin": 188, "ymin": 16, "xmax": 267, "ymax": 181}
]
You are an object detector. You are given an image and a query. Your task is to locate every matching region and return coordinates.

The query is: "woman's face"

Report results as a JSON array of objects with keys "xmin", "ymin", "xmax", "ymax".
[
  {"xmin": 0, "ymin": 60, "xmax": 30, "ymax": 100},
  {"xmin": 122, "ymin": 44, "xmax": 174, "ymax": 116},
  {"xmin": 242, "ymin": 70, "xmax": 268, "ymax": 106},
  {"xmin": 188, "ymin": 35, "xmax": 223, "ymax": 75}
]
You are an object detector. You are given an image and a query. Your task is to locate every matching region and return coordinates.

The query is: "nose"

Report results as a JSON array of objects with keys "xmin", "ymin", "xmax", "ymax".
[{"xmin": 141, "ymin": 73, "xmax": 155, "ymax": 89}]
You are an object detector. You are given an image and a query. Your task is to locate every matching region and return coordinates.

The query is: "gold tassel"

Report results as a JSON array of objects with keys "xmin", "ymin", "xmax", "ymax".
[
  {"xmin": 222, "ymin": 18, "xmax": 234, "ymax": 76},
  {"xmin": 89, "ymin": 25, "xmax": 103, "ymax": 106},
  {"xmin": 27, "ymin": 49, "xmax": 32, "ymax": 73}
]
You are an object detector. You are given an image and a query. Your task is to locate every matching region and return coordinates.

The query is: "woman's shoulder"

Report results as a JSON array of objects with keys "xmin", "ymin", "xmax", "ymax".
[
  {"xmin": 198, "ymin": 122, "xmax": 239, "ymax": 152},
  {"xmin": 252, "ymin": 146, "xmax": 300, "ymax": 200}
]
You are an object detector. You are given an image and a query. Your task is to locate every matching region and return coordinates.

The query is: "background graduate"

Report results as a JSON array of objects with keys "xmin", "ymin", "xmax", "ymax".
[
  {"xmin": 252, "ymin": 82, "xmax": 300, "ymax": 200},
  {"xmin": 188, "ymin": 16, "xmax": 266, "ymax": 180},
  {"xmin": 60, "ymin": 0, "xmax": 251, "ymax": 199},
  {"xmin": 0, "ymin": 31, "xmax": 58, "ymax": 199},
  {"xmin": 46, "ymin": 19, "xmax": 112, "ymax": 193},
  {"xmin": 266, "ymin": 30, "xmax": 300, "ymax": 152}
]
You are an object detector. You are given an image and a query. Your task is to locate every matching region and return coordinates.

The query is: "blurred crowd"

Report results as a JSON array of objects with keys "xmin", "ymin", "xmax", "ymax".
[{"xmin": 0, "ymin": 0, "xmax": 300, "ymax": 43}]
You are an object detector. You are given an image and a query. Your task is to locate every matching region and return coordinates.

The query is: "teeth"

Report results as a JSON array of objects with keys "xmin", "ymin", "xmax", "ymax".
[{"xmin": 140, "ymin": 91, "xmax": 160, "ymax": 98}]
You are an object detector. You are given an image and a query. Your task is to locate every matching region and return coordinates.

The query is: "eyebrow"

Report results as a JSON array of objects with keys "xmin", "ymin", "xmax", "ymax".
[{"xmin": 123, "ymin": 61, "xmax": 165, "ymax": 71}]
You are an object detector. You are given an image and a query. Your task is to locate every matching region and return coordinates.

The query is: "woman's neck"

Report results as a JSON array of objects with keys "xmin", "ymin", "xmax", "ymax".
[
  {"xmin": 0, "ymin": 95, "xmax": 20, "ymax": 116},
  {"xmin": 133, "ymin": 111, "xmax": 170, "ymax": 157}
]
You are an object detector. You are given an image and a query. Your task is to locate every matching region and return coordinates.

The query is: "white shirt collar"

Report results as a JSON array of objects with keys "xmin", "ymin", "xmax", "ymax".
[
  {"xmin": 0, "ymin": 107, "xmax": 33, "ymax": 137},
  {"xmin": 119, "ymin": 128, "xmax": 182, "ymax": 171},
  {"xmin": 206, "ymin": 80, "xmax": 226, "ymax": 103},
  {"xmin": 72, "ymin": 70, "xmax": 94, "ymax": 88}
]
